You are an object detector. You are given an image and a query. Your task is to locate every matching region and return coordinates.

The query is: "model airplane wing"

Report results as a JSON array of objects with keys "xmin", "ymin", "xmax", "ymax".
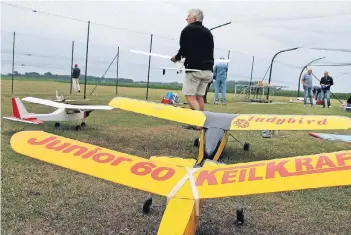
[
  {"xmin": 160, "ymin": 67, "xmax": 201, "ymax": 72},
  {"xmin": 109, "ymin": 97, "xmax": 351, "ymax": 131},
  {"xmin": 309, "ymin": 132, "xmax": 351, "ymax": 142},
  {"xmin": 22, "ymin": 97, "xmax": 113, "ymax": 111},
  {"xmin": 108, "ymin": 97, "xmax": 206, "ymax": 127},
  {"xmin": 130, "ymin": 49, "xmax": 230, "ymax": 63},
  {"xmin": 229, "ymin": 114, "xmax": 351, "ymax": 130},
  {"xmin": 192, "ymin": 150, "xmax": 351, "ymax": 199},
  {"xmin": 10, "ymin": 131, "xmax": 188, "ymax": 197}
]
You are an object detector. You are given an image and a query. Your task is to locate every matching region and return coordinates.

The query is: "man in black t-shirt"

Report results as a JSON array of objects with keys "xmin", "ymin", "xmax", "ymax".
[
  {"xmin": 72, "ymin": 64, "xmax": 81, "ymax": 93},
  {"xmin": 171, "ymin": 8, "xmax": 214, "ymax": 112},
  {"xmin": 320, "ymin": 71, "xmax": 334, "ymax": 108}
]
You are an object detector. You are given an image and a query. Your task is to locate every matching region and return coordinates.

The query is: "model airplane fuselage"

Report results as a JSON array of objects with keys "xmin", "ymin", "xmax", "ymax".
[{"xmin": 3, "ymin": 97, "xmax": 113, "ymax": 130}]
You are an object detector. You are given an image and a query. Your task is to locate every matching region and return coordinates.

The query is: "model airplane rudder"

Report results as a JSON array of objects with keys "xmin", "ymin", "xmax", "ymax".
[{"xmin": 12, "ymin": 97, "xmax": 29, "ymax": 118}]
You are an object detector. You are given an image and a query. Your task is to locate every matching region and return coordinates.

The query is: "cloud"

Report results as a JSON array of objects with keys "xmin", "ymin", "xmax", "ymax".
[{"xmin": 1, "ymin": 1, "xmax": 351, "ymax": 92}]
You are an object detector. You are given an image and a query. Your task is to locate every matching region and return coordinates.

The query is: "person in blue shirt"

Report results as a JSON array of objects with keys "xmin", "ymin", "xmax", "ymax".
[
  {"xmin": 213, "ymin": 59, "xmax": 228, "ymax": 104},
  {"xmin": 301, "ymin": 68, "xmax": 314, "ymax": 107}
]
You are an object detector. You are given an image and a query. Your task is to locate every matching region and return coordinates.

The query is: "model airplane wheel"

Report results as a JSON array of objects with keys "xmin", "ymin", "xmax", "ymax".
[
  {"xmin": 143, "ymin": 196, "xmax": 153, "ymax": 214},
  {"xmin": 81, "ymin": 122, "xmax": 86, "ymax": 127},
  {"xmin": 194, "ymin": 138, "xmax": 200, "ymax": 147},
  {"xmin": 243, "ymin": 143, "xmax": 250, "ymax": 151},
  {"xmin": 75, "ymin": 125, "xmax": 81, "ymax": 131},
  {"xmin": 236, "ymin": 206, "xmax": 244, "ymax": 225},
  {"xmin": 54, "ymin": 122, "xmax": 60, "ymax": 128}
]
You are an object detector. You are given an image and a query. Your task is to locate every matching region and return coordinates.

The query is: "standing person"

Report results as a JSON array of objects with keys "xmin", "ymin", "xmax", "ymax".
[
  {"xmin": 213, "ymin": 58, "xmax": 228, "ymax": 105},
  {"xmin": 312, "ymin": 85, "xmax": 321, "ymax": 101},
  {"xmin": 203, "ymin": 78, "xmax": 214, "ymax": 104},
  {"xmin": 171, "ymin": 8, "xmax": 214, "ymax": 114},
  {"xmin": 320, "ymin": 71, "xmax": 334, "ymax": 108},
  {"xmin": 72, "ymin": 64, "xmax": 81, "ymax": 93},
  {"xmin": 301, "ymin": 68, "xmax": 314, "ymax": 107}
]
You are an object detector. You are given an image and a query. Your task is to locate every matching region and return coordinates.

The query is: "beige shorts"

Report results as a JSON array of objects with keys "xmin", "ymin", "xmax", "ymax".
[{"xmin": 182, "ymin": 70, "xmax": 213, "ymax": 96}]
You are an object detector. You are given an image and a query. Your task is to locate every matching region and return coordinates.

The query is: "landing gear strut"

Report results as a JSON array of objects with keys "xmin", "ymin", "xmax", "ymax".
[
  {"xmin": 229, "ymin": 133, "xmax": 250, "ymax": 151},
  {"xmin": 194, "ymin": 138, "xmax": 200, "ymax": 147},
  {"xmin": 143, "ymin": 196, "xmax": 153, "ymax": 214},
  {"xmin": 236, "ymin": 205, "xmax": 244, "ymax": 225}
]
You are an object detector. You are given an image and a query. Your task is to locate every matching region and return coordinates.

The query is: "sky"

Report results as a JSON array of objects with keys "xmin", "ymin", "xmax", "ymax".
[{"xmin": 1, "ymin": 0, "xmax": 351, "ymax": 93}]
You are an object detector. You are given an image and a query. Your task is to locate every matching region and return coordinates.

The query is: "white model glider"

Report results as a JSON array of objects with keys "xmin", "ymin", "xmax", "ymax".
[
  {"xmin": 130, "ymin": 49, "xmax": 230, "ymax": 74},
  {"xmin": 3, "ymin": 97, "xmax": 113, "ymax": 130}
]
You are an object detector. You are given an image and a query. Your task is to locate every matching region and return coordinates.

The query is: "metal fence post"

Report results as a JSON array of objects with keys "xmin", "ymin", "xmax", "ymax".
[
  {"xmin": 146, "ymin": 33, "xmax": 153, "ymax": 100},
  {"xmin": 84, "ymin": 20, "xmax": 90, "ymax": 99},
  {"xmin": 249, "ymin": 56, "xmax": 255, "ymax": 99},
  {"xmin": 70, "ymin": 41, "xmax": 74, "ymax": 94},
  {"xmin": 116, "ymin": 46, "xmax": 119, "ymax": 95},
  {"xmin": 11, "ymin": 32, "xmax": 16, "ymax": 94}
]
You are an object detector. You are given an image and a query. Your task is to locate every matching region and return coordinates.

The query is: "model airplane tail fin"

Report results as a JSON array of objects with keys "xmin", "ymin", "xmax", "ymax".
[{"xmin": 12, "ymin": 97, "xmax": 29, "ymax": 118}]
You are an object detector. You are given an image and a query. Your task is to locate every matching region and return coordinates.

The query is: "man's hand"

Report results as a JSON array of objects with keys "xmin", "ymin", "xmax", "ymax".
[{"xmin": 171, "ymin": 56, "xmax": 177, "ymax": 63}]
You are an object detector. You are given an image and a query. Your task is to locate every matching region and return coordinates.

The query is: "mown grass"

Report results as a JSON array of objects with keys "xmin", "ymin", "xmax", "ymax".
[{"xmin": 1, "ymin": 79, "xmax": 351, "ymax": 235}]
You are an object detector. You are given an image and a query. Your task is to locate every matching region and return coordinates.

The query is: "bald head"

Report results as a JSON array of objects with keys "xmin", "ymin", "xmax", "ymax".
[
  {"xmin": 307, "ymin": 68, "xmax": 312, "ymax": 74},
  {"xmin": 324, "ymin": 71, "xmax": 328, "ymax": 77}
]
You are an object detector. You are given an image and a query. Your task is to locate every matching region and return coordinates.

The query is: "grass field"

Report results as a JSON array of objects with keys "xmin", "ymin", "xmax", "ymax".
[{"xmin": 1, "ymin": 79, "xmax": 351, "ymax": 235}]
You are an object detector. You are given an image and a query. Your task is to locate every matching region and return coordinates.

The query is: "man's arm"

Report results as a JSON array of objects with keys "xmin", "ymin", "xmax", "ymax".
[
  {"xmin": 301, "ymin": 74, "xmax": 305, "ymax": 85},
  {"xmin": 173, "ymin": 27, "xmax": 190, "ymax": 61},
  {"xmin": 213, "ymin": 65, "xmax": 217, "ymax": 80},
  {"xmin": 330, "ymin": 77, "xmax": 334, "ymax": 86}
]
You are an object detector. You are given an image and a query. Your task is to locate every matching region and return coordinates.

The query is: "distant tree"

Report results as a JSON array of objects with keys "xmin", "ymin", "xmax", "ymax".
[{"xmin": 44, "ymin": 72, "xmax": 53, "ymax": 77}]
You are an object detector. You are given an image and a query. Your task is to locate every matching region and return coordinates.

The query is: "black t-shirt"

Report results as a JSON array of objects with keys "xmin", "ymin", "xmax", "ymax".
[
  {"xmin": 320, "ymin": 76, "xmax": 333, "ymax": 90},
  {"xmin": 175, "ymin": 21, "xmax": 214, "ymax": 71},
  {"xmin": 72, "ymin": 67, "xmax": 80, "ymax": 78}
]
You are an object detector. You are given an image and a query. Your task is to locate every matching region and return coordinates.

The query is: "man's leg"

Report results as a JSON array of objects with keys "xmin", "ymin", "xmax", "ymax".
[
  {"xmin": 303, "ymin": 87, "xmax": 308, "ymax": 106},
  {"xmin": 72, "ymin": 78, "xmax": 76, "ymax": 91},
  {"xmin": 196, "ymin": 95, "xmax": 205, "ymax": 111},
  {"xmin": 321, "ymin": 90, "xmax": 326, "ymax": 108},
  {"xmin": 326, "ymin": 90, "xmax": 331, "ymax": 107},
  {"xmin": 196, "ymin": 71, "xmax": 213, "ymax": 111},
  {"xmin": 76, "ymin": 78, "xmax": 80, "ymax": 92},
  {"xmin": 308, "ymin": 88, "xmax": 313, "ymax": 106},
  {"xmin": 203, "ymin": 82, "xmax": 211, "ymax": 103},
  {"xmin": 182, "ymin": 72, "xmax": 200, "ymax": 110},
  {"xmin": 222, "ymin": 79, "xmax": 227, "ymax": 104},
  {"xmin": 214, "ymin": 79, "xmax": 219, "ymax": 104}
]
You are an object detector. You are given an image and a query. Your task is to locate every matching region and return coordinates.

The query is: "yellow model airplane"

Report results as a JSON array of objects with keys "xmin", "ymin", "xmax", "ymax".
[
  {"xmin": 108, "ymin": 97, "xmax": 351, "ymax": 167},
  {"xmin": 10, "ymin": 131, "xmax": 351, "ymax": 235}
]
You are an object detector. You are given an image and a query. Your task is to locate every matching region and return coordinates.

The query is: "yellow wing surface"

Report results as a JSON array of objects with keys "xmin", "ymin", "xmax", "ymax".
[
  {"xmin": 109, "ymin": 97, "xmax": 351, "ymax": 131},
  {"xmin": 230, "ymin": 114, "xmax": 351, "ymax": 130},
  {"xmin": 108, "ymin": 97, "xmax": 206, "ymax": 127},
  {"xmin": 10, "ymin": 131, "xmax": 351, "ymax": 200},
  {"xmin": 193, "ymin": 150, "xmax": 351, "ymax": 199},
  {"xmin": 10, "ymin": 131, "xmax": 188, "ymax": 197}
]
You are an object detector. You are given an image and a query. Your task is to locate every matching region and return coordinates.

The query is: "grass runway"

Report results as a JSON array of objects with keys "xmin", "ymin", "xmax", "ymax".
[{"xmin": 1, "ymin": 80, "xmax": 351, "ymax": 234}]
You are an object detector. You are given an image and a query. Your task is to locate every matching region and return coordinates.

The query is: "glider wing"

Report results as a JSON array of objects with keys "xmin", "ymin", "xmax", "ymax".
[
  {"xmin": 309, "ymin": 132, "xmax": 351, "ymax": 142},
  {"xmin": 10, "ymin": 131, "xmax": 188, "ymax": 197},
  {"xmin": 108, "ymin": 97, "xmax": 206, "ymax": 127},
  {"xmin": 230, "ymin": 114, "xmax": 351, "ymax": 130},
  {"xmin": 193, "ymin": 150, "xmax": 351, "ymax": 199},
  {"xmin": 22, "ymin": 97, "xmax": 113, "ymax": 111}
]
